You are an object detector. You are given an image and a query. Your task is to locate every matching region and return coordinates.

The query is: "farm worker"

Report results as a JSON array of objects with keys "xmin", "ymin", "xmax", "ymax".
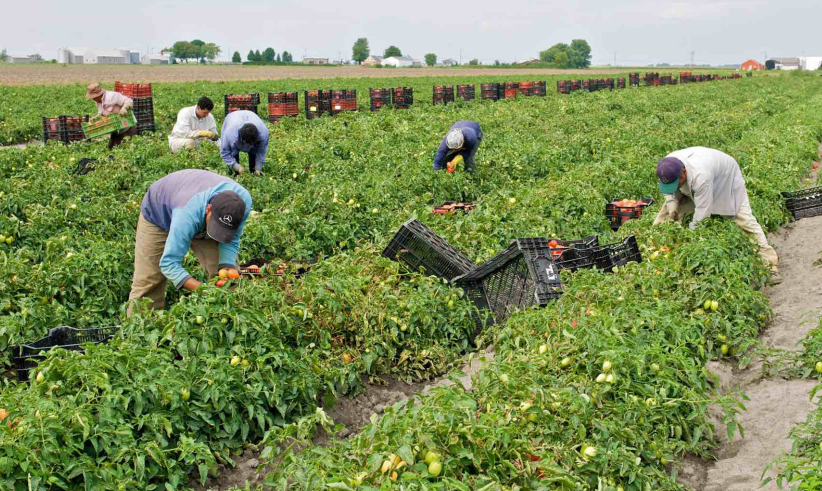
[
  {"xmin": 433, "ymin": 120, "xmax": 482, "ymax": 173},
  {"xmin": 220, "ymin": 110, "xmax": 269, "ymax": 176},
  {"xmin": 127, "ymin": 169, "xmax": 252, "ymax": 316},
  {"xmin": 654, "ymin": 147, "xmax": 781, "ymax": 284},
  {"xmin": 168, "ymin": 96, "xmax": 219, "ymax": 153},
  {"xmin": 85, "ymin": 83, "xmax": 135, "ymax": 150}
]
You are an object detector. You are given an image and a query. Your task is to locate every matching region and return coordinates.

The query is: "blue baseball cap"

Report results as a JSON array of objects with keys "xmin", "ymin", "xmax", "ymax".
[{"xmin": 656, "ymin": 157, "xmax": 684, "ymax": 194}]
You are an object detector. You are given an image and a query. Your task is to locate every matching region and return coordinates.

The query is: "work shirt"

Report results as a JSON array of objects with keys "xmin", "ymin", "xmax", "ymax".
[
  {"xmin": 95, "ymin": 90, "xmax": 133, "ymax": 116},
  {"xmin": 220, "ymin": 110, "xmax": 269, "ymax": 172},
  {"xmin": 433, "ymin": 120, "xmax": 482, "ymax": 171},
  {"xmin": 140, "ymin": 169, "xmax": 253, "ymax": 289},
  {"xmin": 662, "ymin": 147, "xmax": 749, "ymax": 230},
  {"xmin": 168, "ymin": 106, "xmax": 217, "ymax": 144}
]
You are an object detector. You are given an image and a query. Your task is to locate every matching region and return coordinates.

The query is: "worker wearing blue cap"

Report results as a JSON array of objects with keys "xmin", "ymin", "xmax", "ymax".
[{"xmin": 654, "ymin": 147, "xmax": 780, "ymax": 284}]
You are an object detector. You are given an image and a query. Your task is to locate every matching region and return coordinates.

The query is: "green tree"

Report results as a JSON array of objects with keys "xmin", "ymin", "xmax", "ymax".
[
  {"xmin": 468, "ymin": 58, "xmax": 479, "ymax": 65},
  {"xmin": 352, "ymin": 38, "xmax": 370, "ymax": 64},
  {"xmin": 0, "ymin": 49, "xmax": 7, "ymax": 63},
  {"xmin": 201, "ymin": 43, "xmax": 221, "ymax": 62},
  {"xmin": 247, "ymin": 50, "xmax": 257, "ymax": 62},
  {"xmin": 263, "ymin": 47, "xmax": 276, "ymax": 62},
  {"xmin": 282, "ymin": 51, "xmax": 293, "ymax": 63},
  {"xmin": 569, "ymin": 39, "xmax": 592, "ymax": 68},
  {"xmin": 254, "ymin": 50, "xmax": 262, "ymax": 62},
  {"xmin": 171, "ymin": 41, "xmax": 195, "ymax": 62},
  {"xmin": 383, "ymin": 46, "xmax": 402, "ymax": 58},
  {"xmin": 424, "ymin": 53, "xmax": 437, "ymax": 66},
  {"xmin": 276, "ymin": 53, "xmax": 282, "ymax": 63},
  {"xmin": 555, "ymin": 51, "xmax": 570, "ymax": 68},
  {"xmin": 539, "ymin": 43, "xmax": 569, "ymax": 63},
  {"xmin": 232, "ymin": 51, "xmax": 242, "ymax": 63},
  {"xmin": 190, "ymin": 39, "xmax": 205, "ymax": 62}
]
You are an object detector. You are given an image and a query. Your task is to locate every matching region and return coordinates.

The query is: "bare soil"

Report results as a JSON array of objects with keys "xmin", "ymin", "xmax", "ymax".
[
  {"xmin": 0, "ymin": 65, "xmax": 631, "ymax": 86},
  {"xmin": 677, "ymin": 148, "xmax": 822, "ymax": 491},
  {"xmin": 193, "ymin": 349, "xmax": 495, "ymax": 491}
]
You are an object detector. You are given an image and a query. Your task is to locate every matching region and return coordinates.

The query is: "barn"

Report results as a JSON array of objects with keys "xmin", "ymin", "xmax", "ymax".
[{"xmin": 741, "ymin": 59, "xmax": 764, "ymax": 71}]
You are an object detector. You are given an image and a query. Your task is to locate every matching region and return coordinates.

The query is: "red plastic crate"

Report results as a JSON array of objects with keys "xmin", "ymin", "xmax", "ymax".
[
  {"xmin": 114, "ymin": 81, "xmax": 152, "ymax": 98},
  {"xmin": 605, "ymin": 198, "xmax": 654, "ymax": 230}
]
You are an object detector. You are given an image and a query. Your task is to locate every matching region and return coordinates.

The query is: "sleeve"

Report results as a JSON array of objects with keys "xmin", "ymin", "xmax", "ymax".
[
  {"xmin": 255, "ymin": 127, "xmax": 269, "ymax": 172},
  {"xmin": 689, "ymin": 179, "xmax": 713, "ymax": 230},
  {"xmin": 220, "ymin": 129, "xmax": 240, "ymax": 171},
  {"xmin": 172, "ymin": 110, "xmax": 199, "ymax": 139},
  {"xmin": 113, "ymin": 92, "xmax": 133, "ymax": 111},
  {"xmin": 432, "ymin": 139, "xmax": 449, "ymax": 170},
  {"xmin": 158, "ymin": 209, "xmax": 198, "ymax": 288}
]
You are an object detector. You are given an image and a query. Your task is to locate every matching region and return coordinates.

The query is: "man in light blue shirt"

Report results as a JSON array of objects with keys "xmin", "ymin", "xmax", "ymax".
[
  {"xmin": 220, "ymin": 110, "xmax": 270, "ymax": 175},
  {"xmin": 127, "ymin": 169, "xmax": 253, "ymax": 315}
]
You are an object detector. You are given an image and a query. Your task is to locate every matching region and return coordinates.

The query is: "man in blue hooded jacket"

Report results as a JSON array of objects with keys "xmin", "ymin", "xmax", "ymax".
[
  {"xmin": 127, "ymin": 169, "xmax": 253, "ymax": 315},
  {"xmin": 432, "ymin": 120, "xmax": 482, "ymax": 172},
  {"xmin": 220, "ymin": 110, "xmax": 270, "ymax": 175}
]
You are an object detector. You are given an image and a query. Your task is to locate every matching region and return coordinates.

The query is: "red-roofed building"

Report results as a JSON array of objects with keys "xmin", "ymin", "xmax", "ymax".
[{"xmin": 741, "ymin": 59, "xmax": 764, "ymax": 71}]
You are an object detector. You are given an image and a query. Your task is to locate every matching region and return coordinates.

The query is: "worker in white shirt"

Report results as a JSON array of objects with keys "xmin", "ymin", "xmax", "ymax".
[
  {"xmin": 654, "ymin": 147, "xmax": 781, "ymax": 285},
  {"xmin": 168, "ymin": 97, "xmax": 219, "ymax": 153},
  {"xmin": 85, "ymin": 83, "xmax": 135, "ymax": 149}
]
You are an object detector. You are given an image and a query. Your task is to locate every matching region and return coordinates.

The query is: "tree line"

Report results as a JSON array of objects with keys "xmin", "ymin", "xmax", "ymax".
[
  {"xmin": 234, "ymin": 48, "xmax": 293, "ymax": 64},
  {"xmin": 167, "ymin": 40, "xmax": 221, "ymax": 63}
]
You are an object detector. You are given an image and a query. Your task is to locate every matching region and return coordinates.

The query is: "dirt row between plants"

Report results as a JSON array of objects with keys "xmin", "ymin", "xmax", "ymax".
[
  {"xmin": 0, "ymin": 65, "xmax": 636, "ymax": 86},
  {"xmin": 194, "ymin": 350, "xmax": 496, "ymax": 490},
  {"xmin": 677, "ymin": 146, "xmax": 822, "ymax": 491}
]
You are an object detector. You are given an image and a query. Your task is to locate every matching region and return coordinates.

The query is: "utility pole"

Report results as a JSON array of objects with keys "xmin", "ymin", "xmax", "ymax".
[
  {"xmin": 460, "ymin": 48, "xmax": 462, "ymax": 65},
  {"xmin": 690, "ymin": 51, "xmax": 695, "ymax": 67},
  {"xmin": 613, "ymin": 52, "xmax": 616, "ymax": 67}
]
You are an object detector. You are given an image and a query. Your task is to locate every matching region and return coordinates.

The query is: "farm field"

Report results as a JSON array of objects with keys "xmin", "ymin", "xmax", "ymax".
[{"xmin": 0, "ymin": 72, "xmax": 821, "ymax": 491}]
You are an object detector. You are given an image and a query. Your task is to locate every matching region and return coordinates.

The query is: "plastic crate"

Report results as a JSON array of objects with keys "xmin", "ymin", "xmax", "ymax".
[
  {"xmin": 225, "ymin": 94, "xmax": 260, "ymax": 117},
  {"xmin": 605, "ymin": 197, "xmax": 654, "ymax": 230},
  {"xmin": 392, "ymin": 87, "xmax": 413, "ymax": 108},
  {"xmin": 432, "ymin": 201, "xmax": 475, "ymax": 215},
  {"xmin": 518, "ymin": 81, "xmax": 535, "ymax": 96},
  {"xmin": 369, "ymin": 88, "xmax": 392, "ymax": 111},
  {"xmin": 268, "ymin": 102, "xmax": 300, "ymax": 122},
  {"xmin": 132, "ymin": 97, "xmax": 155, "ymax": 134},
  {"xmin": 782, "ymin": 186, "xmax": 822, "ymax": 219},
  {"xmin": 533, "ymin": 81, "xmax": 547, "ymax": 96},
  {"xmin": 617, "ymin": 78, "xmax": 627, "ymax": 89},
  {"xmin": 305, "ymin": 90, "xmax": 332, "ymax": 119},
  {"xmin": 114, "ymin": 81, "xmax": 152, "ymax": 98},
  {"xmin": 268, "ymin": 92, "xmax": 298, "ymax": 104},
  {"xmin": 592, "ymin": 236, "xmax": 642, "ymax": 271},
  {"xmin": 42, "ymin": 115, "xmax": 89, "ymax": 145},
  {"xmin": 457, "ymin": 84, "xmax": 475, "ymax": 101},
  {"xmin": 481, "ymin": 83, "xmax": 500, "ymax": 101},
  {"xmin": 13, "ymin": 326, "xmax": 120, "ymax": 381},
  {"xmin": 433, "ymin": 85, "xmax": 455, "ymax": 105},
  {"xmin": 382, "ymin": 219, "xmax": 476, "ymax": 282},
  {"xmin": 82, "ymin": 110, "xmax": 137, "ymax": 139},
  {"xmin": 330, "ymin": 90, "xmax": 358, "ymax": 114},
  {"xmin": 454, "ymin": 239, "xmax": 563, "ymax": 332},
  {"xmin": 546, "ymin": 235, "xmax": 600, "ymax": 271}
]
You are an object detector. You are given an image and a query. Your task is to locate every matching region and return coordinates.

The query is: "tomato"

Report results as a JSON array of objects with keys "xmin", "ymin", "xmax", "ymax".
[
  {"xmin": 428, "ymin": 461, "xmax": 442, "ymax": 477},
  {"xmin": 581, "ymin": 444, "xmax": 597, "ymax": 458},
  {"xmin": 424, "ymin": 451, "xmax": 439, "ymax": 464},
  {"xmin": 218, "ymin": 268, "xmax": 228, "ymax": 279},
  {"xmin": 703, "ymin": 300, "xmax": 712, "ymax": 310},
  {"xmin": 0, "ymin": 409, "xmax": 8, "ymax": 421},
  {"xmin": 227, "ymin": 269, "xmax": 240, "ymax": 280},
  {"xmin": 595, "ymin": 373, "xmax": 606, "ymax": 383},
  {"xmin": 548, "ymin": 240, "xmax": 558, "ymax": 248},
  {"xmin": 342, "ymin": 353, "xmax": 352, "ymax": 363},
  {"xmin": 710, "ymin": 300, "xmax": 719, "ymax": 312},
  {"xmin": 241, "ymin": 359, "xmax": 250, "ymax": 367},
  {"xmin": 560, "ymin": 357, "xmax": 572, "ymax": 368},
  {"xmin": 36, "ymin": 372, "xmax": 45, "ymax": 383},
  {"xmin": 181, "ymin": 388, "xmax": 191, "ymax": 401},
  {"xmin": 499, "ymin": 374, "xmax": 509, "ymax": 383},
  {"xmin": 816, "ymin": 362, "xmax": 822, "ymax": 373},
  {"xmin": 720, "ymin": 344, "xmax": 729, "ymax": 355},
  {"xmin": 605, "ymin": 374, "xmax": 615, "ymax": 383},
  {"xmin": 381, "ymin": 460, "xmax": 392, "ymax": 474},
  {"xmin": 195, "ymin": 316, "xmax": 205, "ymax": 325},
  {"xmin": 230, "ymin": 355, "xmax": 241, "ymax": 366},
  {"xmin": 602, "ymin": 360, "xmax": 612, "ymax": 372},
  {"xmin": 538, "ymin": 344, "xmax": 548, "ymax": 355}
]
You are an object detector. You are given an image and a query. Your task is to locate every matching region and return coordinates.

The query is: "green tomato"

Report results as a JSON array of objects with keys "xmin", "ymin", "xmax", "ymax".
[
  {"xmin": 602, "ymin": 360, "xmax": 612, "ymax": 372},
  {"xmin": 703, "ymin": 299, "xmax": 712, "ymax": 310},
  {"xmin": 560, "ymin": 357, "xmax": 572, "ymax": 368},
  {"xmin": 720, "ymin": 344, "xmax": 729, "ymax": 355},
  {"xmin": 195, "ymin": 316, "xmax": 205, "ymax": 325},
  {"xmin": 814, "ymin": 361, "xmax": 822, "ymax": 373},
  {"xmin": 711, "ymin": 300, "xmax": 719, "ymax": 312},
  {"xmin": 424, "ymin": 451, "xmax": 440, "ymax": 464},
  {"xmin": 181, "ymin": 388, "xmax": 191, "ymax": 401},
  {"xmin": 428, "ymin": 460, "xmax": 442, "ymax": 477}
]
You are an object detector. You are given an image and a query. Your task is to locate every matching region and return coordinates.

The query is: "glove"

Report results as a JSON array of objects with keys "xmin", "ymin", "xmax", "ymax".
[
  {"xmin": 253, "ymin": 170, "xmax": 261, "ymax": 176},
  {"xmin": 197, "ymin": 130, "xmax": 216, "ymax": 140},
  {"xmin": 234, "ymin": 165, "xmax": 245, "ymax": 174},
  {"xmin": 653, "ymin": 198, "xmax": 680, "ymax": 225},
  {"xmin": 118, "ymin": 106, "xmax": 129, "ymax": 116}
]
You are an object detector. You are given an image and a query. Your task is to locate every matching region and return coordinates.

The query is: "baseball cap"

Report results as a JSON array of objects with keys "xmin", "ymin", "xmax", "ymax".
[
  {"xmin": 207, "ymin": 191, "xmax": 246, "ymax": 243},
  {"xmin": 446, "ymin": 129, "xmax": 464, "ymax": 149},
  {"xmin": 656, "ymin": 157, "xmax": 684, "ymax": 194}
]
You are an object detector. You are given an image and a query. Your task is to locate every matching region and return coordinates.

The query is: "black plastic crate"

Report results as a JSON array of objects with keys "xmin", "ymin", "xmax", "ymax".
[
  {"xmin": 42, "ymin": 115, "xmax": 89, "ymax": 145},
  {"xmin": 546, "ymin": 235, "xmax": 600, "ymax": 271},
  {"xmin": 454, "ymin": 239, "xmax": 563, "ymax": 332},
  {"xmin": 533, "ymin": 81, "xmax": 547, "ymax": 96},
  {"xmin": 605, "ymin": 197, "xmax": 654, "ymax": 230},
  {"xmin": 382, "ymin": 219, "xmax": 476, "ymax": 282},
  {"xmin": 433, "ymin": 85, "xmax": 455, "ymax": 105},
  {"xmin": 225, "ymin": 94, "xmax": 261, "ymax": 117},
  {"xmin": 391, "ymin": 87, "xmax": 413, "ymax": 108},
  {"xmin": 457, "ymin": 84, "xmax": 475, "ymax": 102},
  {"xmin": 782, "ymin": 186, "xmax": 822, "ymax": 219},
  {"xmin": 592, "ymin": 236, "xmax": 642, "ymax": 271},
  {"xmin": 369, "ymin": 88, "xmax": 392, "ymax": 111},
  {"xmin": 268, "ymin": 92, "xmax": 298, "ymax": 104},
  {"xmin": 330, "ymin": 89, "xmax": 358, "ymax": 115},
  {"xmin": 481, "ymin": 83, "xmax": 500, "ymax": 101},
  {"xmin": 305, "ymin": 90, "xmax": 332, "ymax": 119},
  {"xmin": 13, "ymin": 326, "xmax": 120, "ymax": 381}
]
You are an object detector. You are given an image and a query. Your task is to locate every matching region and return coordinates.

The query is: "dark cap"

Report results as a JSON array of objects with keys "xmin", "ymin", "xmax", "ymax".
[
  {"xmin": 656, "ymin": 157, "xmax": 684, "ymax": 194},
  {"xmin": 207, "ymin": 191, "xmax": 246, "ymax": 243}
]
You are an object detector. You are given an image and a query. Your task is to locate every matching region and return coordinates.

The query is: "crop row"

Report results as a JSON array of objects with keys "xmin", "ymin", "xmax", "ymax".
[{"xmin": 0, "ymin": 74, "xmax": 819, "ymax": 490}]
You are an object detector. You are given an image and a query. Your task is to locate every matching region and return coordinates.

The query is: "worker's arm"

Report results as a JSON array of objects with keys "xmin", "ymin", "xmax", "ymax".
[
  {"xmin": 432, "ymin": 138, "xmax": 449, "ymax": 170},
  {"xmin": 220, "ymin": 131, "xmax": 241, "ymax": 172},
  {"xmin": 689, "ymin": 179, "xmax": 713, "ymax": 230},
  {"xmin": 158, "ymin": 209, "xmax": 200, "ymax": 289}
]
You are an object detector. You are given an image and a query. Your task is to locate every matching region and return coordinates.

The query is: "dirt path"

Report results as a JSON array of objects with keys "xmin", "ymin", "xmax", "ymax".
[
  {"xmin": 678, "ymin": 151, "xmax": 822, "ymax": 491},
  {"xmin": 194, "ymin": 349, "xmax": 495, "ymax": 490}
]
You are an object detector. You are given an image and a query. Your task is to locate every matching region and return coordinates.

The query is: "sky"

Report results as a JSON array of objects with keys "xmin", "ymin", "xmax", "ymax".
[{"xmin": 2, "ymin": 0, "xmax": 820, "ymax": 66}]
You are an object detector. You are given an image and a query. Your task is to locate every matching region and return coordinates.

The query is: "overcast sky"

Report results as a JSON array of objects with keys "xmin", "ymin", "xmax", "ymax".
[{"xmin": 2, "ymin": 0, "xmax": 819, "ymax": 65}]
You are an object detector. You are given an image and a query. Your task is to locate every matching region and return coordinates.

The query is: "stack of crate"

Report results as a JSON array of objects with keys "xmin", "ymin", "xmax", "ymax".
[
  {"xmin": 501, "ymin": 82, "xmax": 518, "ymax": 99},
  {"xmin": 604, "ymin": 78, "xmax": 615, "ymax": 90},
  {"xmin": 457, "ymin": 84, "xmax": 475, "ymax": 101},
  {"xmin": 629, "ymin": 73, "xmax": 640, "ymax": 87},
  {"xmin": 224, "ymin": 94, "xmax": 260, "ymax": 117},
  {"xmin": 480, "ymin": 83, "xmax": 500, "ymax": 101},
  {"xmin": 518, "ymin": 81, "xmax": 535, "ymax": 96},
  {"xmin": 557, "ymin": 80, "xmax": 571, "ymax": 94},
  {"xmin": 392, "ymin": 87, "xmax": 413, "ymax": 109},
  {"xmin": 268, "ymin": 92, "xmax": 299, "ymax": 123},
  {"xmin": 115, "ymin": 82, "xmax": 155, "ymax": 134},
  {"xmin": 42, "ymin": 115, "xmax": 89, "ymax": 145},
  {"xmin": 616, "ymin": 78, "xmax": 626, "ymax": 89},
  {"xmin": 433, "ymin": 85, "xmax": 455, "ymax": 105},
  {"xmin": 533, "ymin": 81, "xmax": 547, "ymax": 96},
  {"xmin": 330, "ymin": 90, "xmax": 358, "ymax": 115},
  {"xmin": 305, "ymin": 90, "xmax": 332, "ymax": 119},
  {"xmin": 570, "ymin": 80, "xmax": 582, "ymax": 92},
  {"xmin": 369, "ymin": 88, "xmax": 392, "ymax": 111}
]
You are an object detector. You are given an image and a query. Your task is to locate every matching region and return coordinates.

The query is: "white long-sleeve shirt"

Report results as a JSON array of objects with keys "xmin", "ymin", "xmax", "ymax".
[
  {"xmin": 168, "ymin": 106, "xmax": 218, "ymax": 143},
  {"xmin": 95, "ymin": 90, "xmax": 133, "ymax": 116},
  {"xmin": 663, "ymin": 147, "xmax": 750, "ymax": 230}
]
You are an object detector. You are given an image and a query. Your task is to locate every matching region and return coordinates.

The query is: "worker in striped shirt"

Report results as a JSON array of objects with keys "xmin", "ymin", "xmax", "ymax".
[{"xmin": 85, "ymin": 83, "xmax": 135, "ymax": 149}]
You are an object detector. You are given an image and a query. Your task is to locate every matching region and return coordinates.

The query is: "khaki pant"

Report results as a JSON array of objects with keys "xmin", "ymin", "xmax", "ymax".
[
  {"xmin": 654, "ymin": 196, "xmax": 779, "ymax": 269},
  {"xmin": 127, "ymin": 213, "xmax": 220, "ymax": 316},
  {"xmin": 169, "ymin": 137, "xmax": 198, "ymax": 153}
]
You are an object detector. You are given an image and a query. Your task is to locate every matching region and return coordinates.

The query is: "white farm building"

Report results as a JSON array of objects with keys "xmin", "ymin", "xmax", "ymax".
[{"xmin": 58, "ymin": 48, "xmax": 140, "ymax": 64}]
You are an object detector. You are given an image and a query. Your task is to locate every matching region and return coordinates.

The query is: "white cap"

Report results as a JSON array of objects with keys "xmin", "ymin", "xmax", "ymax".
[{"xmin": 446, "ymin": 129, "xmax": 464, "ymax": 149}]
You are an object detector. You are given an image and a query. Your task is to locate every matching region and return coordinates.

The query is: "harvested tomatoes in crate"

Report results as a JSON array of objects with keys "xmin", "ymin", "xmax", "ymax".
[
  {"xmin": 432, "ymin": 201, "xmax": 475, "ymax": 215},
  {"xmin": 605, "ymin": 197, "xmax": 654, "ymax": 230}
]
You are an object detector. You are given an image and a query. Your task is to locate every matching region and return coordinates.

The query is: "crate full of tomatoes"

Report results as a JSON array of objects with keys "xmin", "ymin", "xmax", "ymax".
[
  {"xmin": 224, "ymin": 94, "xmax": 260, "ymax": 117},
  {"xmin": 605, "ymin": 197, "xmax": 654, "ymax": 230},
  {"xmin": 432, "ymin": 201, "xmax": 475, "ymax": 215},
  {"xmin": 268, "ymin": 92, "xmax": 299, "ymax": 122}
]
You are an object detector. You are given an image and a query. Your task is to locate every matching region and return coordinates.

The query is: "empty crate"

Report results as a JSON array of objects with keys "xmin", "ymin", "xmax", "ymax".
[{"xmin": 382, "ymin": 219, "xmax": 476, "ymax": 282}]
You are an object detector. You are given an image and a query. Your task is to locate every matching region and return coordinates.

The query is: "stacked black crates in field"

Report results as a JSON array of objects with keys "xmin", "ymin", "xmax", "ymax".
[
  {"xmin": 225, "ymin": 93, "xmax": 260, "ymax": 117},
  {"xmin": 518, "ymin": 81, "xmax": 535, "ymax": 96},
  {"xmin": 782, "ymin": 186, "xmax": 822, "ymax": 220},
  {"xmin": 330, "ymin": 90, "xmax": 358, "ymax": 115},
  {"xmin": 42, "ymin": 115, "xmax": 89, "ymax": 145},
  {"xmin": 392, "ymin": 87, "xmax": 413, "ymax": 109},
  {"xmin": 533, "ymin": 80, "xmax": 547, "ymax": 96},
  {"xmin": 369, "ymin": 88, "xmax": 392, "ymax": 111},
  {"xmin": 481, "ymin": 83, "xmax": 500, "ymax": 101},
  {"xmin": 433, "ymin": 85, "xmax": 455, "ymax": 105},
  {"xmin": 268, "ymin": 92, "xmax": 299, "ymax": 123},
  {"xmin": 305, "ymin": 90, "xmax": 332, "ymax": 119},
  {"xmin": 115, "ymin": 82, "xmax": 155, "ymax": 134},
  {"xmin": 617, "ymin": 78, "xmax": 626, "ymax": 89},
  {"xmin": 501, "ymin": 82, "xmax": 518, "ymax": 99},
  {"xmin": 457, "ymin": 84, "xmax": 475, "ymax": 101},
  {"xmin": 557, "ymin": 80, "xmax": 571, "ymax": 94},
  {"xmin": 629, "ymin": 72, "xmax": 640, "ymax": 87}
]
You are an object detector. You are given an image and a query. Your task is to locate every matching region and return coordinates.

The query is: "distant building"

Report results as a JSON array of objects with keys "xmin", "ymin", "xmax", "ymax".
[
  {"xmin": 741, "ymin": 59, "xmax": 764, "ymax": 71},
  {"xmin": 765, "ymin": 58, "xmax": 800, "ymax": 70},
  {"xmin": 382, "ymin": 56, "xmax": 414, "ymax": 68},
  {"xmin": 412, "ymin": 58, "xmax": 423, "ymax": 67},
  {"xmin": 6, "ymin": 56, "xmax": 33, "ymax": 63},
  {"xmin": 303, "ymin": 57, "xmax": 329, "ymax": 65},
  {"xmin": 362, "ymin": 55, "xmax": 383, "ymax": 66},
  {"xmin": 442, "ymin": 58, "xmax": 458, "ymax": 67},
  {"xmin": 800, "ymin": 56, "xmax": 822, "ymax": 71},
  {"xmin": 58, "ymin": 47, "xmax": 139, "ymax": 64},
  {"xmin": 141, "ymin": 53, "xmax": 170, "ymax": 65}
]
